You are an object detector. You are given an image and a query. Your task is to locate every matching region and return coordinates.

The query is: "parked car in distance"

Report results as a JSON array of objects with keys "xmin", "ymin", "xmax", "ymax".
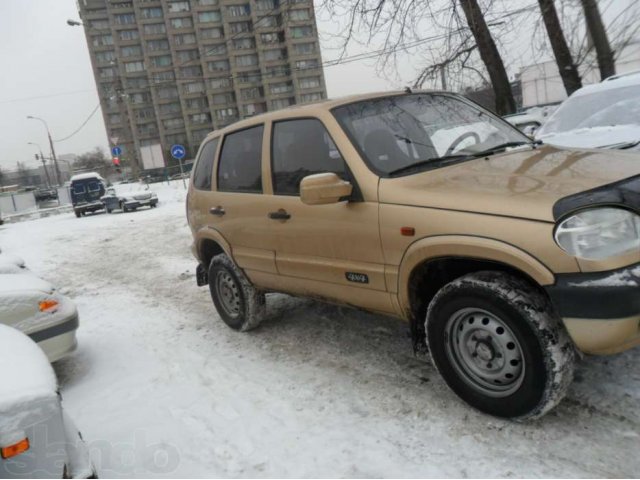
[
  {"xmin": 187, "ymin": 90, "xmax": 640, "ymax": 421},
  {"xmin": 70, "ymin": 173, "xmax": 107, "ymax": 218},
  {"xmin": 101, "ymin": 183, "xmax": 158, "ymax": 213},
  {"xmin": 503, "ymin": 105, "xmax": 557, "ymax": 136},
  {"xmin": 0, "ymin": 273, "xmax": 78, "ymax": 362},
  {"xmin": 0, "ymin": 324, "xmax": 94, "ymax": 479},
  {"xmin": 536, "ymin": 70, "xmax": 640, "ymax": 149},
  {"xmin": 34, "ymin": 187, "xmax": 58, "ymax": 202}
]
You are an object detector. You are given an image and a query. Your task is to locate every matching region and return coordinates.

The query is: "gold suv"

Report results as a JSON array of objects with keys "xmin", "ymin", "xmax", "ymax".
[{"xmin": 187, "ymin": 91, "xmax": 640, "ymax": 420}]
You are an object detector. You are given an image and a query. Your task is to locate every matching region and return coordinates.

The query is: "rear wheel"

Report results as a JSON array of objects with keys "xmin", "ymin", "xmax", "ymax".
[
  {"xmin": 426, "ymin": 271, "xmax": 576, "ymax": 421},
  {"xmin": 208, "ymin": 254, "xmax": 265, "ymax": 331},
  {"xmin": 75, "ymin": 211, "xmax": 81, "ymax": 218}
]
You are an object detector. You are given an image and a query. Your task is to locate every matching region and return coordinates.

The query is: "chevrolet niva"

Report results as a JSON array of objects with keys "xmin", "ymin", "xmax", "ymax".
[{"xmin": 186, "ymin": 91, "xmax": 640, "ymax": 420}]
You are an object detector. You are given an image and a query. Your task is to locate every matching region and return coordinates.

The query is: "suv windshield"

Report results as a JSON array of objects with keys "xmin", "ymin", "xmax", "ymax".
[
  {"xmin": 332, "ymin": 93, "xmax": 527, "ymax": 176},
  {"xmin": 538, "ymin": 84, "xmax": 640, "ymax": 136}
]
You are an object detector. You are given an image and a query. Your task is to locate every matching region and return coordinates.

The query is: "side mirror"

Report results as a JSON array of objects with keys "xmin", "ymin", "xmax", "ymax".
[{"xmin": 300, "ymin": 173, "xmax": 352, "ymax": 205}]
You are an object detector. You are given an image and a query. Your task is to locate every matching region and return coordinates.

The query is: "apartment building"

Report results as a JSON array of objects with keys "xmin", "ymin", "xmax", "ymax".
[{"xmin": 78, "ymin": 0, "xmax": 327, "ymax": 171}]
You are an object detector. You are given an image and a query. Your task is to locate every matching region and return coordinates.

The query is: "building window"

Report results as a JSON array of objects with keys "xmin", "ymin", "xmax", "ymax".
[
  {"xmin": 192, "ymin": 129, "xmax": 212, "ymax": 145},
  {"xmin": 203, "ymin": 43, "xmax": 227, "ymax": 56},
  {"xmin": 258, "ymin": 15, "xmax": 279, "ymax": 28},
  {"xmin": 95, "ymin": 51, "xmax": 115, "ymax": 63},
  {"xmin": 209, "ymin": 77, "xmax": 232, "ymax": 89},
  {"xmin": 215, "ymin": 107, "xmax": 238, "ymax": 120},
  {"xmin": 232, "ymin": 38, "xmax": 255, "ymax": 50},
  {"xmin": 99, "ymin": 67, "xmax": 116, "ymax": 79},
  {"xmin": 153, "ymin": 70, "xmax": 175, "ymax": 81},
  {"xmin": 114, "ymin": 13, "xmax": 135, "ymax": 24},
  {"xmin": 89, "ymin": 19, "xmax": 109, "ymax": 29},
  {"xmin": 293, "ymin": 42, "xmax": 316, "ymax": 55},
  {"xmin": 159, "ymin": 102, "xmax": 182, "ymax": 115},
  {"xmin": 289, "ymin": 9, "xmax": 310, "ymax": 21},
  {"xmin": 143, "ymin": 23, "xmax": 166, "ymax": 34},
  {"xmin": 147, "ymin": 39, "xmax": 170, "ymax": 51},
  {"xmin": 212, "ymin": 92, "xmax": 235, "ymax": 105},
  {"xmin": 240, "ymin": 87, "xmax": 263, "ymax": 100},
  {"xmin": 295, "ymin": 59, "xmax": 318, "ymax": 71},
  {"xmin": 92, "ymin": 35, "xmax": 113, "ymax": 47},
  {"xmin": 200, "ymin": 27, "xmax": 223, "ymax": 39},
  {"xmin": 255, "ymin": 0, "xmax": 278, "ymax": 11},
  {"xmin": 108, "ymin": 113, "xmax": 121, "ymax": 124},
  {"xmin": 270, "ymin": 81, "xmax": 293, "ymax": 94},
  {"xmin": 190, "ymin": 113, "xmax": 210, "ymax": 124},
  {"xmin": 206, "ymin": 59, "xmax": 230, "ymax": 72},
  {"xmin": 260, "ymin": 32, "xmax": 284, "ymax": 44},
  {"xmin": 186, "ymin": 97, "xmax": 209, "ymax": 110},
  {"xmin": 197, "ymin": 0, "xmax": 218, "ymax": 5},
  {"xmin": 126, "ymin": 76, "xmax": 149, "ymax": 89},
  {"xmin": 290, "ymin": 26, "xmax": 313, "ymax": 38},
  {"xmin": 237, "ymin": 70, "xmax": 262, "ymax": 83},
  {"xmin": 198, "ymin": 11, "xmax": 221, "ymax": 23},
  {"xmin": 163, "ymin": 118, "xmax": 185, "ymax": 129},
  {"xmin": 130, "ymin": 92, "xmax": 153, "ymax": 104},
  {"xmin": 229, "ymin": 21, "xmax": 252, "ymax": 33},
  {"xmin": 300, "ymin": 92, "xmax": 323, "ymax": 102},
  {"xmin": 118, "ymin": 29, "xmax": 139, "ymax": 41},
  {"xmin": 174, "ymin": 33, "xmax": 197, "ymax": 46},
  {"xmin": 170, "ymin": 17, "xmax": 193, "ymax": 29},
  {"xmin": 242, "ymin": 102, "xmax": 266, "ymax": 116},
  {"xmin": 227, "ymin": 4, "xmax": 250, "ymax": 16},
  {"xmin": 124, "ymin": 61, "xmax": 145, "ymax": 73},
  {"xmin": 299, "ymin": 76, "xmax": 320, "ymax": 89},
  {"xmin": 149, "ymin": 55, "xmax": 172, "ymax": 67},
  {"xmin": 183, "ymin": 82, "xmax": 205, "ymax": 94},
  {"xmin": 121, "ymin": 45, "xmax": 142, "ymax": 57},
  {"xmin": 157, "ymin": 87, "xmax": 179, "ymax": 99},
  {"xmin": 235, "ymin": 54, "xmax": 258, "ymax": 67},
  {"xmin": 264, "ymin": 48, "xmax": 286, "ymax": 61},
  {"xmin": 176, "ymin": 49, "xmax": 199, "ymax": 62},
  {"xmin": 167, "ymin": 1, "xmax": 190, "ymax": 13},
  {"xmin": 135, "ymin": 108, "xmax": 155, "ymax": 120},
  {"xmin": 138, "ymin": 123, "xmax": 158, "ymax": 136},
  {"xmin": 271, "ymin": 97, "xmax": 295, "ymax": 109},
  {"xmin": 140, "ymin": 7, "xmax": 163, "ymax": 19},
  {"xmin": 180, "ymin": 65, "xmax": 202, "ymax": 78},
  {"xmin": 266, "ymin": 65, "xmax": 289, "ymax": 77},
  {"xmin": 166, "ymin": 134, "xmax": 188, "ymax": 146}
]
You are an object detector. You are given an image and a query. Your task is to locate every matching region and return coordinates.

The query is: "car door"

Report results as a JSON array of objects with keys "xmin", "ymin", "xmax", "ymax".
[{"xmin": 263, "ymin": 117, "xmax": 393, "ymax": 314}]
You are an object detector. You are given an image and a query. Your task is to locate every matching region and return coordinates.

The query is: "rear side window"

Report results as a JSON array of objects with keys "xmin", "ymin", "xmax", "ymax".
[
  {"xmin": 271, "ymin": 118, "xmax": 345, "ymax": 195},
  {"xmin": 88, "ymin": 181, "xmax": 101, "ymax": 192},
  {"xmin": 218, "ymin": 125, "xmax": 264, "ymax": 193},
  {"xmin": 192, "ymin": 138, "xmax": 219, "ymax": 190},
  {"xmin": 72, "ymin": 183, "xmax": 85, "ymax": 194}
]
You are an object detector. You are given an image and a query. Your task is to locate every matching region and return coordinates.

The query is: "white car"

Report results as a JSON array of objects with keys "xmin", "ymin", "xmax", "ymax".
[
  {"xmin": 536, "ymin": 70, "xmax": 640, "ymax": 150},
  {"xmin": 0, "ymin": 324, "xmax": 94, "ymax": 478},
  {"xmin": 101, "ymin": 183, "xmax": 159, "ymax": 213},
  {"xmin": 0, "ymin": 273, "xmax": 78, "ymax": 362}
]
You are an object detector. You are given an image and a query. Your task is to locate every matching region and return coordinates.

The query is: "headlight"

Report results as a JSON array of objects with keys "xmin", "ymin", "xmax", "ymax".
[{"xmin": 554, "ymin": 207, "xmax": 640, "ymax": 260}]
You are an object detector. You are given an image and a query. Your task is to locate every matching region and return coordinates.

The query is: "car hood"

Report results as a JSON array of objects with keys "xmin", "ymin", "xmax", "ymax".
[
  {"xmin": 0, "ymin": 274, "xmax": 55, "ymax": 295},
  {"xmin": 537, "ymin": 124, "xmax": 640, "ymax": 150},
  {"xmin": 378, "ymin": 144, "xmax": 640, "ymax": 222}
]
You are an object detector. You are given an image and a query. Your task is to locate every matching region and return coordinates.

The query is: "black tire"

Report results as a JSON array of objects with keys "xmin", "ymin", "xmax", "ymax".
[
  {"xmin": 75, "ymin": 211, "xmax": 81, "ymax": 218},
  {"xmin": 426, "ymin": 271, "xmax": 576, "ymax": 421},
  {"xmin": 208, "ymin": 253, "xmax": 265, "ymax": 331},
  {"xmin": 106, "ymin": 208, "xmax": 112, "ymax": 214}
]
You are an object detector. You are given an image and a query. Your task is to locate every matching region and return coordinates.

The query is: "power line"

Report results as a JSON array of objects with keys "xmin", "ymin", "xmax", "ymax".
[{"xmin": 53, "ymin": 103, "xmax": 102, "ymax": 142}]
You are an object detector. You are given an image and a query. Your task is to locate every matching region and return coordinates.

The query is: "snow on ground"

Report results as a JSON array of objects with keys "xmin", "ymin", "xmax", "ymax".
[{"xmin": 0, "ymin": 180, "xmax": 638, "ymax": 478}]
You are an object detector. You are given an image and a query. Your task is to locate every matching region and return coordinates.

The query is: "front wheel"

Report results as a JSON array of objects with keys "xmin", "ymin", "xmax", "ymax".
[
  {"xmin": 426, "ymin": 271, "xmax": 576, "ymax": 421},
  {"xmin": 208, "ymin": 254, "xmax": 265, "ymax": 331}
]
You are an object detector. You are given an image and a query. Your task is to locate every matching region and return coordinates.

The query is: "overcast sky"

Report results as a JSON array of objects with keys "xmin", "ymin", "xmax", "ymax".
[{"xmin": 0, "ymin": 0, "xmax": 633, "ymax": 171}]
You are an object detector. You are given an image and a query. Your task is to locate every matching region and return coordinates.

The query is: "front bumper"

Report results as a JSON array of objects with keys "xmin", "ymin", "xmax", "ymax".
[{"xmin": 545, "ymin": 263, "xmax": 640, "ymax": 354}]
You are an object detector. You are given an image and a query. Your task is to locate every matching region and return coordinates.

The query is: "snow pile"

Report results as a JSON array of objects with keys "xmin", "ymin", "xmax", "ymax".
[{"xmin": 570, "ymin": 266, "xmax": 640, "ymax": 287}]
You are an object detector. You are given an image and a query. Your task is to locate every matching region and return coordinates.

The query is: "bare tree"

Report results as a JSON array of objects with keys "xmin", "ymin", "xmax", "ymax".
[
  {"xmin": 537, "ymin": 0, "xmax": 582, "ymax": 95},
  {"xmin": 580, "ymin": 0, "xmax": 615, "ymax": 79},
  {"xmin": 74, "ymin": 147, "xmax": 112, "ymax": 179}
]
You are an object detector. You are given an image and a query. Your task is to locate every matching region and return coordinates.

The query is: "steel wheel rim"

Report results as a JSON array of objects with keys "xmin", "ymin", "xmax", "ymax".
[
  {"xmin": 444, "ymin": 307, "xmax": 525, "ymax": 398},
  {"xmin": 215, "ymin": 270, "xmax": 241, "ymax": 318}
]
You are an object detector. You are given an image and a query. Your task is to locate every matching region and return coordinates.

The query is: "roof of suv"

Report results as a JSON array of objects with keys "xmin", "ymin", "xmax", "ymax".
[
  {"xmin": 205, "ymin": 90, "xmax": 430, "ymax": 140},
  {"xmin": 570, "ymin": 70, "xmax": 640, "ymax": 98}
]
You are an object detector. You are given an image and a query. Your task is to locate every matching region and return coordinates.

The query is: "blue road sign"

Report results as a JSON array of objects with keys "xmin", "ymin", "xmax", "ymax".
[
  {"xmin": 111, "ymin": 146, "xmax": 122, "ymax": 157},
  {"xmin": 171, "ymin": 144, "xmax": 186, "ymax": 160}
]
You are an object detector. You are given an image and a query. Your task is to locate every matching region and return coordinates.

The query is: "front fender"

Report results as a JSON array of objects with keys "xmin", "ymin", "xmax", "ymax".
[{"xmin": 396, "ymin": 235, "xmax": 555, "ymax": 317}]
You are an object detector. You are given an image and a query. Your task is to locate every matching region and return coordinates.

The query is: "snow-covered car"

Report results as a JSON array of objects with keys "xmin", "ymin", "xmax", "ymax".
[
  {"xmin": 536, "ymin": 70, "xmax": 640, "ymax": 149},
  {"xmin": 101, "ymin": 183, "xmax": 158, "ymax": 213},
  {"xmin": 0, "ymin": 324, "xmax": 94, "ymax": 479},
  {"xmin": 0, "ymin": 274, "xmax": 78, "ymax": 362},
  {"xmin": 0, "ymin": 253, "xmax": 28, "ymax": 274},
  {"xmin": 503, "ymin": 105, "xmax": 556, "ymax": 136}
]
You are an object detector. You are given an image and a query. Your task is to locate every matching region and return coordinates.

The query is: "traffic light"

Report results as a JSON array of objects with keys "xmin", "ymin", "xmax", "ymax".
[{"xmin": 112, "ymin": 156, "xmax": 120, "ymax": 167}]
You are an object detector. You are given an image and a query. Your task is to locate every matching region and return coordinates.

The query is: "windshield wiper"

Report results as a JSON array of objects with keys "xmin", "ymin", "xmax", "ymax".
[
  {"xmin": 387, "ymin": 154, "xmax": 469, "ymax": 177},
  {"xmin": 468, "ymin": 140, "xmax": 538, "ymax": 158}
]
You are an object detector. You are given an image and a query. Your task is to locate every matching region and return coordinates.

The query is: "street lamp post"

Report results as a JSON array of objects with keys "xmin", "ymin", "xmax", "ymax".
[
  {"xmin": 27, "ymin": 142, "xmax": 51, "ymax": 188},
  {"xmin": 27, "ymin": 116, "xmax": 61, "ymax": 186}
]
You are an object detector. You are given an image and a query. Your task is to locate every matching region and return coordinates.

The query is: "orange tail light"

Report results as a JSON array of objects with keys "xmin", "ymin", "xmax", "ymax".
[
  {"xmin": 39, "ymin": 299, "xmax": 59, "ymax": 312},
  {"xmin": 1, "ymin": 438, "xmax": 30, "ymax": 459}
]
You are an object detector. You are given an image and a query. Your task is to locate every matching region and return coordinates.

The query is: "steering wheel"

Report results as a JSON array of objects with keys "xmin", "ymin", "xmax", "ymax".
[{"xmin": 444, "ymin": 132, "xmax": 481, "ymax": 156}]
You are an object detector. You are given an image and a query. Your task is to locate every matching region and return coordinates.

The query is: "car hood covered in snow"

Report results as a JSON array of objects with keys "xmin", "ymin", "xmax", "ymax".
[
  {"xmin": 0, "ymin": 273, "xmax": 54, "ymax": 295},
  {"xmin": 537, "ymin": 124, "xmax": 640, "ymax": 150},
  {"xmin": 379, "ymin": 144, "xmax": 640, "ymax": 222}
]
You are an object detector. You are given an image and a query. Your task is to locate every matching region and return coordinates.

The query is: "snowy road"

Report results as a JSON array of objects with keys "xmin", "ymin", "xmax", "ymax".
[{"xmin": 1, "ymin": 182, "xmax": 638, "ymax": 478}]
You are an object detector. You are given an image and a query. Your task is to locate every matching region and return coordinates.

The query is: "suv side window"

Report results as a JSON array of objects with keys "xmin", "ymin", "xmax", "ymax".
[
  {"xmin": 272, "ymin": 118, "xmax": 346, "ymax": 196},
  {"xmin": 217, "ymin": 125, "xmax": 264, "ymax": 193},
  {"xmin": 192, "ymin": 138, "xmax": 219, "ymax": 190}
]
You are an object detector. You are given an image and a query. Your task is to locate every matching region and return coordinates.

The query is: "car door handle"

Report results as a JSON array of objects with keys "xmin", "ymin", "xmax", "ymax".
[
  {"xmin": 209, "ymin": 206, "xmax": 225, "ymax": 216},
  {"xmin": 268, "ymin": 209, "xmax": 291, "ymax": 220}
]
